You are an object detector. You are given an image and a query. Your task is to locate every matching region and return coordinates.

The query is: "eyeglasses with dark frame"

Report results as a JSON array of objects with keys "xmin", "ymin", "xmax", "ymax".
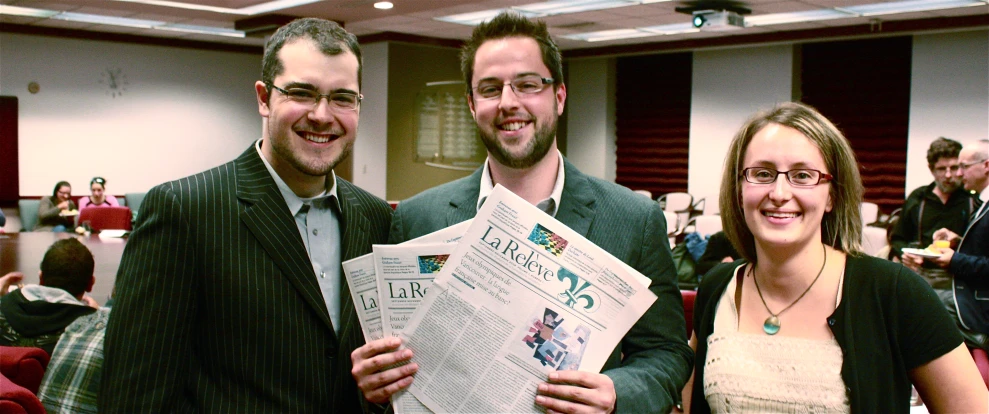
[
  {"xmin": 741, "ymin": 167, "xmax": 834, "ymax": 187},
  {"xmin": 266, "ymin": 83, "xmax": 362, "ymax": 111},
  {"xmin": 472, "ymin": 76, "xmax": 554, "ymax": 101}
]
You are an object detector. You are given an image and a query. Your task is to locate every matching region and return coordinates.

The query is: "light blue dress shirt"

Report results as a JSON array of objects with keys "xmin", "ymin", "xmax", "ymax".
[{"xmin": 255, "ymin": 140, "xmax": 343, "ymax": 332}]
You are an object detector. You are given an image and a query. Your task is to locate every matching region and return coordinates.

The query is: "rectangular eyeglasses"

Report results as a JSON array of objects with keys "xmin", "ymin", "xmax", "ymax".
[
  {"xmin": 267, "ymin": 83, "xmax": 361, "ymax": 111},
  {"xmin": 742, "ymin": 167, "xmax": 833, "ymax": 187},
  {"xmin": 472, "ymin": 76, "xmax": 553, "ymax": 101}
]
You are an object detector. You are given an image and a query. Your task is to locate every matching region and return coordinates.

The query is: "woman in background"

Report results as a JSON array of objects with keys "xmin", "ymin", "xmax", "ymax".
[
  {"xmin": 683, "ymin": 102, "xmax": 986, "ymax": 413},
  {"xmin": 36, "ymin": 181, "xmax": 76, "ymax": 232},
  {"xmin": 78, "ymin": 177, "xmax": 119, "ymax": 210}
]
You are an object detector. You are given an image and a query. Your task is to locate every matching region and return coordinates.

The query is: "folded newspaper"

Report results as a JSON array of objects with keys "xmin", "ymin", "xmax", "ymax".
[
  {"xmin": 394, "ymin": 185, "xmax": 658, "ymax": 413},
  {"xmin": 344, "ymin": 221, "xmax": 471, "ymax": 413}
]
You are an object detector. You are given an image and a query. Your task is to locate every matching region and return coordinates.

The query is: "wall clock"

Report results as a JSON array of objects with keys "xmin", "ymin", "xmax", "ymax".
[{"xmin": 100, "ymin": 67, "xmax": 128, "ymax": 98}]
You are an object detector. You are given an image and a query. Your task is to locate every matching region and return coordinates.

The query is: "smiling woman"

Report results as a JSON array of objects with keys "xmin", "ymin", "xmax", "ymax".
[{"xmin": 682, "ymin": 102, "xmax": 989, "ymax": 414}]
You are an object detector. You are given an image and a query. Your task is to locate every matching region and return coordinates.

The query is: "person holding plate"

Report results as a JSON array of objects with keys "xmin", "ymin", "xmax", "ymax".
[
  {"xmin": 36, "ymin": 181, "xmax": 76, "ymax": 232},
  {"xmin": 682, "ymin": 102, "xmax": 986, "ymax": 413}
]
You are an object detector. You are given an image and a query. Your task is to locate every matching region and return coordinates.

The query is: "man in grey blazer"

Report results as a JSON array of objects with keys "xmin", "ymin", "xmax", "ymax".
[
  {"xmin": 101, "ymin": 19, "xmax": 392, "ymax": 412},
  {"xmin": 351, "ymin": 12, "xmax": 692, "ymax": 413}
]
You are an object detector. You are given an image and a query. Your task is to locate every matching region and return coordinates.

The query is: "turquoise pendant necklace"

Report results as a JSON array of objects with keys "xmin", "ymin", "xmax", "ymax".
[{"xmin": 752, "ymin": 244, "xmax": 828, "ymax": 335}]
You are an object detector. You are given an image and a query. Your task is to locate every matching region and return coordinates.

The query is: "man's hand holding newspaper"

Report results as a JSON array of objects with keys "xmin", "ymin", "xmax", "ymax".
[
  {"xmin": 351, "ymin": 337, "xmax": 418, "ymax": 404},
  {"xmin": 536, "ymin": 371, "xmax": 616, "ymax": 413},
  {"xmin": 348, "ymin": 221, "xmax": 473, "ymax": 407}
]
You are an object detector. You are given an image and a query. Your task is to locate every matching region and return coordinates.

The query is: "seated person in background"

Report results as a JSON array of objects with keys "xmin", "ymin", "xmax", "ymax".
[
  {"xmin": 0, "ymin": 238, "xmax": 98, "ymax": 355},
  {"xmin": 695, "ymin": 231, "xmax": 740, "ymax": 278},
  {"xmin": 894, "ymin": 137, "xmax": 976, "ymax": 286},
  {"xmin": 78, "ymin": 177, "xmax": 119, "ymax": 210},
  {"xmin": 683, "ymin": 102, "xmax": 986, "ymax": 413},
  {"xmin": 37, "ymin": 181, "xmax": 77, "ymax": 232},
  {"xmin": 38, "ymin": 305, "xmax": 110, "ymax": 414}
]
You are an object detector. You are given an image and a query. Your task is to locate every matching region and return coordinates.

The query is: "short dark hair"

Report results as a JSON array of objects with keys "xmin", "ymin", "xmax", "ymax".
[
  {"xmin": 460, "ymin": 11, "xmax": 564, "ymax": 96},
  {"xmin": 927, "ymin": 137, "xmax": 963, "ymax": 169},
  {"xmin": 52, "ymin": 181, "xmax": 71, "ymax": 197},
  {"xmin": 40, "ymin": 238, "xmax": 94, "ymax": 297},
  {"xmin": 720, "ymin": 102, "xmax": 863, "ymax": 263},
  {"xmin": 261, "ymin": 18, "xmax": 362, "ymax": 92}
]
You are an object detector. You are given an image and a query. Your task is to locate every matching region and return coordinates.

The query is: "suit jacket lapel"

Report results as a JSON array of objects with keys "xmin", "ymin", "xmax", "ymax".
[
  {"xmin": 336, "ymin": 180, "xmax": 372, "ymax": 344},
  {"xmin": 447, "ymin": 167, "xmax": 485, "ymax": 225},
  {"xmin": 235, "ymin": 147, "xmax": 335, "ymax": 333},
  {"xmin": 554, "ymin": 159, "xmax": 596, "ymax": 237},
  {"xmin": 960, "ymin": 201, "xmax": 988, "ymax": 251}
]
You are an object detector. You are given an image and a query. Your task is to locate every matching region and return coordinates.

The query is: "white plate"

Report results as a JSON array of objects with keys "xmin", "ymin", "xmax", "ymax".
[{"xmin": 901, "ymin": 247, "xmax": 942, "ymax": 258}]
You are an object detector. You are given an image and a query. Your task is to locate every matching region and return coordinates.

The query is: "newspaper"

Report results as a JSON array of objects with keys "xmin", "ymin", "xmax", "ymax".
[
  {"xmin": 343, "ymin": 220, "xmax": 472, "ymax": 342},
  {"xmin": 373, "ymin": 242, "xmax": 459, "ymax": 414},
  {"xmin": 399, "ymin": 185, "xmax": 658, "ymax": 413},
  {"xmin": 373, "ymin": 243, "xmax": 457, "ymax": 338},
  {"xmin": 342, "ymin": 221, "xmax": 471, "ymax": 413}
]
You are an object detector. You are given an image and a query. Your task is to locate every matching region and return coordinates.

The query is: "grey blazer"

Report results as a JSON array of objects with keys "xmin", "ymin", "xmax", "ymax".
[
  {"xmin": 389, "ymin": 158, "xmax": 694, "ymax": 413},
  {"xmin": 102, "ymin": 145, "xmax": 392, "ymax": 413}
]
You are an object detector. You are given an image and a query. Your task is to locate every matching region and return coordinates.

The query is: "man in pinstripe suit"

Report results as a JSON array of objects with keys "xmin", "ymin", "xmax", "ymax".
[
  {"xmin": 101, "ymin": 18, "xmax": 392, "ymax": 412},
  {"xmin": 351, "ymin": 12, "xmax": 692, "ymax": 413}
]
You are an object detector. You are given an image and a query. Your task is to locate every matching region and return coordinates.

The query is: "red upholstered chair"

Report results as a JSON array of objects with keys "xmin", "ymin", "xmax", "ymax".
[
  {"xmin": 971, "ymin": 347, "xmax": 989, "ymax": 387},
  {"xmin": 681, "ymin": 290, "xmax": 696, "ymax": 338},
  {"xmin": 0, "ymin": 373, "xmax": 45, "ymax": 414},
  {"xmin": 0, "ymin": 346, "xmax": 50, "ymax": 394},
  {"xmin": 77, "ymin": 206, "xmax": 132, "ymax": 232}
]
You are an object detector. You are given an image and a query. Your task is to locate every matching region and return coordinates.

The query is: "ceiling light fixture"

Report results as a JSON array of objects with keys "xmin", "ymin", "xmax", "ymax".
[
  {"xmin": 560, "ymin": 0, "xmax": 989, "ymax": 42},
  {"xmin": 51, "ymin": 12, "xmax": 164, "ymax": 29},
  {"xmin": 155, "ymin": 24, "xmax": 247, "ymax": 37},
  {"xmin": 745, "ymin": 9, "xmax": 856, "ymax": 26},
  {"xmin": 0, "ymin": 5, "xmax": 59, "ymax": 18},
  {"xmin": 436, "ymin": 0, "xmax": 673, "ymax": 26},
  {"xmin": 841, "ymin": 0, "xmax": 987, "ymax": 16},
  {"xmin": 0, "ymin": 5, "xmax": 247, "ymax": 37},
  {"xmin": 105, "ymin": 0, "xmax": 323, "ymax": 15},
  {"xmin": 374, "ymin": 2, "xmax": 394, "ymax": 10}
]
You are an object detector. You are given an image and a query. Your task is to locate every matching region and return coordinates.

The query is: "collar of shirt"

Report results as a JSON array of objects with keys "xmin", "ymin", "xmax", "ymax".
[
  {"xmin": 477, "ymin": 150, "xmax": 565, "ymax": 217},
  {"xmin": 255, "ymin": 139, "xmax": 340, "ymax": 214}
]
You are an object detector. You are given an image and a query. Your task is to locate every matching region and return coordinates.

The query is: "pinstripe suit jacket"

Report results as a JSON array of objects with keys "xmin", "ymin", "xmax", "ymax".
[
  {"xmin": 389, "ymin": 158, "xmax": 694, "ymax": 413},
  {"xmin": 101, "ymin": 146, "xmax": 392, "ymax": 413}
]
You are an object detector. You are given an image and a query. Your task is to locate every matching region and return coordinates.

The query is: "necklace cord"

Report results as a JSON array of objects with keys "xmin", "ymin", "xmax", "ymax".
[{"xmin": 753, "ymin": 243, "xmax": 828, "ymax": 318}]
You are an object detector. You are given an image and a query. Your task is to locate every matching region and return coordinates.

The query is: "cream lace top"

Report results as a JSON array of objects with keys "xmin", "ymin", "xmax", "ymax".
[{"xmin": 703, "ymin": 265, "xmax": 851, "ymax": 413}]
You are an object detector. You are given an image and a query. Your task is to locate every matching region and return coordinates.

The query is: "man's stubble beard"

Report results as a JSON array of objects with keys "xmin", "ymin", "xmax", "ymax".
[
  {"xmin": 480, "ymin": 112, "xmax": 558, "ymax": 170},
  {"xmin": 268, "ymin": 121, "xmax": 353, "ymax": 177}
]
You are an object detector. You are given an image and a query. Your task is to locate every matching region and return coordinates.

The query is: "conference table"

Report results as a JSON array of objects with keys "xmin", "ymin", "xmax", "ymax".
[{"xmin": 0, "ymin": 232, "xmax": 125, "ymax": 306}]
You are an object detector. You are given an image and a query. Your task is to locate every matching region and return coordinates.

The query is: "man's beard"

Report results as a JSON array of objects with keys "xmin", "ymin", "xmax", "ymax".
[
  {"xmin": 268, "ymin": 122, "xmax": 351, "ymax": 177},
  {"xmin": 936, "ymin": 178, "xmax": 959, "ymax": 195},
  {"xmin": 480, "ymin": 116, "xmax": 557, "ymax": 170}
]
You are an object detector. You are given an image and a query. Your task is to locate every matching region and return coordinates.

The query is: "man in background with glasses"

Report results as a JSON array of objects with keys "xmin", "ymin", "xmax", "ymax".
[
  {"xmin": 352, "ymin": 11, "xmax": 692, "ymax": 413},
  {"xmin": 895, "ymin": 138, "xmax": 975, "ymax": 276},
  {"xmin": 928, "ymin": 139, "xmax": 989, "ymax": 350},
  {"xmin": 895, "ymin": 137, "xmax": 981, "ymax": 349},
  {"xmin": 102, "ymin": 18, "xmax": 392, "ymax": 413}
]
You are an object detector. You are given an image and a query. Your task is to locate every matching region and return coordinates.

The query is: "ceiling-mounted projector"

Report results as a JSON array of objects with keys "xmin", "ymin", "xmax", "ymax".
[{"xmin": 692, "ymin": 10, "xmax": 744, "ymax": 31}]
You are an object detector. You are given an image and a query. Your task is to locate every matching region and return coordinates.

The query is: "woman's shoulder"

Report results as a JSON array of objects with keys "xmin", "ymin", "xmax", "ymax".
[
  {"xmin": 844, "ymin": 254, "xmax": 932, "ymax": 298},
  {"xmin": 697, "ymin": 260, "xmax": 746, "ymax": 301}
]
